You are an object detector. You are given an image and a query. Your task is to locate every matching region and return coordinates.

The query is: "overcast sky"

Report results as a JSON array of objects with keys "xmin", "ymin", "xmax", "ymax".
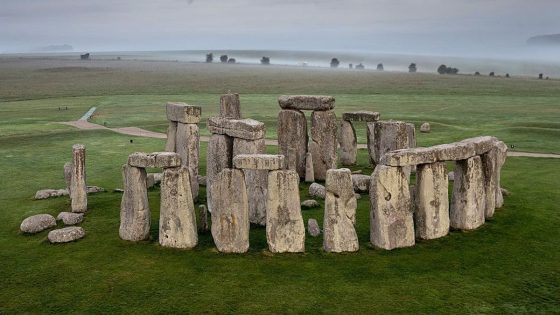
[{"xmin": 1, "ymin": 0, "xmax": 559, "ymax": 55}]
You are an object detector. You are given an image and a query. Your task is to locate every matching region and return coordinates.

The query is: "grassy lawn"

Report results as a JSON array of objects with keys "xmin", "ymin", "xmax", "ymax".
[{"xmin": 1, "ymin": 58, "xmax": 559, "ymax": 313}]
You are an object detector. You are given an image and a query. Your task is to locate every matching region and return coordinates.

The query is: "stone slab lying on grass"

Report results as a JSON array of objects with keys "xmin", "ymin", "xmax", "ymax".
[
  {"xmin": 351, "ymin": 174, "xmax": 371, "ymax": 193},
  {"xmin": 308, "ymin": 219, "xmax": 321, "ymax": 237},
  {"xmin": 128, "ymin": 152, "xmax": 181, "ymax": 168},
  {"xmin": 309, "ymin": 183, "xmax": 326, "ymax": 199},
  {"xmin": 207, "ymin": 117, "xmax": 265, "ymax": 140},
  {"xmin": 301, "ymin": 199, "xmax": 320, "ymax": 209},
  {"xmin": 166, "ymin": 102, "xmax": 201, "ymax": 124},
  {"xmin": 35, "ymin": 189, "xmax": 68, "ymax": 200},
  {"xmin": 57, "ymin": 212, "xmax": 84, "ymax": 225},
  {"xmin": 342, "ymin": 111, "xmax": 380, "ymax": 122},
  {"xmin": 278, "ymin": 95, "xmax": 335, "ymax": 111},
  {"xmin": 20, "ymin": 214, "xmax": 57, "ymax": 234},
  {"xmin": 232, "ymin": 154, "xmax": 285, "ymax": 170},
  {"xmin": 48, "ymin": 227, "xmax": 85, "ymax": 243}
]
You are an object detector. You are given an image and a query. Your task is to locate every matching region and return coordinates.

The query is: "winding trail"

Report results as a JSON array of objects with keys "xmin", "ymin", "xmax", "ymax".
[{"xmin": 59, "ymin": 120, "xmax": 560, "ymax": 159}]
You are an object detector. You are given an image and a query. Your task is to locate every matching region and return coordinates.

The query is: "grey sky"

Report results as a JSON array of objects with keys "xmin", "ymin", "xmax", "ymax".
[{"xmin": 1, "ymin": 0, "xmax": 559, "ymax": 55}]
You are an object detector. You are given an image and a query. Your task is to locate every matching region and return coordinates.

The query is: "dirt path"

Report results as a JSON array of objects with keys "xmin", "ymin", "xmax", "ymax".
[{"xmin": 60, "ymin": 120, "xmax": 560, "ymax": 159}]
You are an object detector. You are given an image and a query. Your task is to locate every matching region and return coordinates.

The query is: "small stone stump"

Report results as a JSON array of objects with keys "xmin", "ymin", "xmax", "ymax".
[{"xmin": 450, "ymin": 156, "xmax": 485, "ymax": 230}]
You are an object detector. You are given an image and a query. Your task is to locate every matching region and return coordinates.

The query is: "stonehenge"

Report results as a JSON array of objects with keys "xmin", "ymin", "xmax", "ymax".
[{"xmin": 339, "ymin": 111, "xmax": 380, "ymax": 166}]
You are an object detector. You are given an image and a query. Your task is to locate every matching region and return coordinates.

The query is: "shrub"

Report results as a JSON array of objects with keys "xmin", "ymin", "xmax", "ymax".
[
  {"xmin": 330, "ymin": 58, "xmax": 340, "ymax": 68},
  {"xmin": 206, "ymin": 53, "xmax": 213, "ymax": 63},
  {"xmin": 377, "ymin": 63, "xmax": 384, "ymax": 71},
  {"xmin": 409, "ymin": 63, "xmax": 417, "ymax": 73},
  {"xmin": 260, "ymin": 56, "xmax": 270, "ymax": 65},
  {"xmin": 220, "ymin": 55, "xmax": 228, "ymax": 63}
]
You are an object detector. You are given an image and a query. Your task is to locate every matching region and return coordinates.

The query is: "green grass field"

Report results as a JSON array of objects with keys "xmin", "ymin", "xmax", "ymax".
[{"xmin": 1, "ymin": 58, "xmax": 559, "ymax": 314}]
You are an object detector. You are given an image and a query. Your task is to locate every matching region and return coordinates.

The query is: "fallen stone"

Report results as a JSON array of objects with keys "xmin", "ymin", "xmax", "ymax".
[
  {"xmin": 450, "ymin": 156, "xmax": 485, "ymax": 230},
  {"xmin": 70, "ymin": 144, "xmax": 87, "ymax": 213},
  {"xmin": 210, "ymin": 169, "xmax": 249, "ymax": 253},
  {"xmin": 420, "ymin": 122, "xmax": 431, "ymax": 133},
  {"xmin": 198, "ymin": 204, "xmax": 209, "ymax": 233},
  {"xmin": 500, "ymin": 187, "xmax": 511, "ymax": 196},
  {"xmin": 308, "ymin": 219, "xmax": 321, "ymax": 237},
  {"xmin": 342, "ymin": 111, "xmax": 380, "ymax": 122},
  {"xmin": 339, "ymin": 120, "xmax": 357, "ymax": 166},
  {"xmin": 119, "ymin": 165, "xmax": 151, "ymax": 241},
  {"xmin": 113, "ymin": 188, "xmax": 124, "ymax": 193},
  {"xmin": 208, "ymin": 117, "xmax": 265, "ymax": 140},
  {"xmin": 20, "ymin": 214, "xmax": 57, "ymax": 234},
  {"xmin": 278, "ymin": 95, "xmax": 335, "ymax": 111},
  {"xmin": 370, "ymin": 121, "xmax": 410, "ymax": 165},
  {"xmin": 305, "ymin": 152, "xmax": 314, "ymax": 183},
  {"xmin": 175, "ymin": 123, "xmax": 200, "ymax": 199},
  {"xmin": 86, "ymin": 186, "xmax": 105, "ymax": 194},
  {"xmin": 351, "ymin": 174, "xmax": 371, "ymax": 193},
  {"xmin": 352, "ymin": 170, "xmax": 362, "ymax": 174},
  {"xmin": 309, "ymin": 110, "xmax": 338, "ymax": 180},
  {"xmin": 309, "ymin": 183, "xmax": 326, "ymax": 199},
  {"xmin": 266, "ymin": 170, "xmax": 305, "ymax": 253},
  {"xmin": 369, "ymin": 165, "xmax": 415, "ymax": 250},
  {"xmin": 165, "ymin": 121, "xmax": 178, "ymax": 152},
  {"xmin": 448, "ymin": 171, "xmax": 455, "ymax": 181},
  {"xmin": 324, "ymin": 169, "xmax": 359, "ymax": 252},
  {"xmin": 56, "ymin": 212, "xmax": 84, "ymax": 225},
  {"xmin": 414, "ymin": 162, "xmax": 449, "ymax": 240},
  {"xmin": 128, "ymin": 152, "xmax": 182, "ymax": 168},
  {"xmin": 197, "ymin": 175, "xmax": 207, "ymax": 186},
  {"xmin": 232, "ymin": 154, "xmax": 285, "ymax": 170},
  {"xmin": 35, "ymin": 189, "xmax": 68, "ymax": 200},
  {"xmin": 220, "ymin": 93, "xmax": 241, "ymax": 119},
  {"xmin": 278, "ymin": 109, "xmax": 308, "ymax": 177},
  {"xmin": 166, "ymin": 102, "xmax": 201, "ymax": 124},
  {"xmin": 354, "ymin": 193, "xmax": 362, "ymax": 200},
  {"xmin": 301, "ymin": 199, "xmax": 320, "ymax": 209},
  {"xmin": 146, "ymin": 173, "xmax": 161, "ymax": 188},
  {"xmin": 380, "ymin": 147, "xmax": 437, "ymax": 167},
  {"xmin": 48, "ymin": 227, "xmax": 85, "ymax": 243},
  {"xmin": 206, "ymin": 134, "xmax": 233, "ymax": 213}
]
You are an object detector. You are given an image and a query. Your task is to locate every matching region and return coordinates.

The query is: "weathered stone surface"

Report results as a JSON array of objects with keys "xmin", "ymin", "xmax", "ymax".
[
  {"xmin": 278, "ymin": 109, "xmax": 308, "ymax": 177},
  {"xmin": 197, "ymin": 175, "xmax": 207, "ymax": 186},
  {"xmin": 233, "ymin": 138, "xmax": 268, "ymax": 226},
  {"xmin": 308, "ymin": 218, "xmax": 321, "ymax": 237},
  {"xmin": 20, "ymin": 214, "xmax": 56, "ymax": 233},
  {"xmin": 146, "ymin": 172, "xmax": 162, "ymax": 188},
  {"xmin": 128, "ymin": 152, "xmax": 181, "ymax": 168},
  {"xmin": 159, "ymin": 167, "xmax": 197, "ymax": 249},
  {"xmin": 48, "ymin": 227, "xmax": 85, "ymax": 243},
  {"xmin": 352, "ymin": 169, "xmax": 362, "ymax": 174},
  {"xmin": 165, "ymin": 121, "xmax": 178, "ymax": 152},
  {"xmin": 339, "ymin": 120, "xmax": 357, "ymax": 166},
  {"xmin": 450, "ymin": 156, "xmax": 485, "ymax": 230},
  {"xmin": 301, "ymin": 199, "xmax": 320, "ymax": 209},
  {"xmin": 232, "ymin": 154, "xmax": 285, "ymax": 170},
  {"xmin": 481, "ymin": 148, "xmax": 498, "ymax": 218},
  {"xmin": 305, "ymin": 152, "xmax": 314, "ymax": 183},
  {"xmin": 70, "ymin": 144, "xmax": 87, "ymax": 213},
  {"xmin": 414, "ymin": 162, "xmax": 449, "ymax": 239},
  {"xmin": 324, "ymin": 169, "xmax": 359, "ymax": 252},
  {"xmin": 342, "ymin": 111, "xmax": 380, "ymax": 122},
  {"xmin": 220, "ymin": 93, "xmax": 241, "ymax": 119},
  {"xmin": 198, "ymin": 205, "xmax": 209, "ymax": 233},
  {"xmin": 495, "ymin": 141, "xmax": 508, "ymax": 208},
  {"xmin": 351, "ymin": 174, "xmax": 371, "ymax": 193},
  {"xmin": 208, "ymin": 117, "xmax": 265, "ymax": 140},
  {"xmin": 64, "ymin": 161, "xmax": 72, "ymax": 194},
  {"xmin": 406, "ymin": 123, "xmax": 416, "ymax": 148},
  {"xmin": 278, "ymin": 95, "xmax": 335, "ymax": 111},
  {"xmin": 57, "ymin": 212, "xmax": 84, "ymax": 225},
  {"xmin": 155, "ymin": 152, "xmax": 182, "ymax": 168},
  {"xmin": 35, "ymin": 189, "xmax": 68, "ymax": 200},
  {"xmin": 369, "ymin": 165, "xmax": 415, "ymax": 250},
  {"xmin": 310, "ymin": 110, "xmax": 338, "ymax": 180},
  {"xmin": 166, "ymin": 102, "xmax": 201, "ymax": 124},
  {"xmin": 86, "ymin": 186, "xmax": 105, "ymax": 194},
  {"xmin": 366, "ymin": 122, "xmax": 375, "ymax": 165},
  {"xmin": 380, "ymin": 147, "xmax": 437, "ymax": 167},
  {"xmin": 460, "ymin": 136, "xmax": 498, "ymax": 155},
  {"xmin": 309, "ymin": 183, "xmax": 326, "ymax": 199},
  {"xmin": 206, "ymin": 134, "xmax": 233, "ymax": 213},
  {"xmin": 266, "ymin": 170, "xmax": 305, "ymax": 253},
  {"xmin": 420, "ymin": 122, "xmax": 431, "ymax": 133},
  {"xmin": 210, "ymin": 169, "xmax": 249, "ymax": 253},
  {"xmin": 430, "ymin": 142, "xmax": 476, "ymax": 161},
  {"xmin": 370, "ymin": 121, "xmax": 410, "ymax": 165},
  {"xmin": 176, "ymin": 123, "xmax": 200, "ymax": 199},
  {"xmin": 448, "ymin": 171, "xmax": 455, "ymax": 181},
  {"xmin": 119, "ymin": 165, "xmax": 150, "ymax": 241}
]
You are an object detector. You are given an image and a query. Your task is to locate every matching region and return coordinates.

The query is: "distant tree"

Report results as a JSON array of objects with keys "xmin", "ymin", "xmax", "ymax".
[
  {"xmin": 220, "ymin": 55, "xmax": 228, "ymax": 63},
  {"xmin": 355, "ymin": 63, "xmax": 365, "ymax": 70},
  {"xmin": 408, "ymin": 63, "xmax": 417, "ymax": 73},
  {"xmin": 489, "ymin": 72, "xmax": 495, "ymax": 77},
  {"xmin": 437, "ymin": 64, "xmax": 448, "ymax": 74},
  {"xmin": 227, "ymin": 58, "xmax": 236, "ymax": 64},
  {"xmin": 505, "ymin": 73, "xmax": 510, "ymax": 78},
  {"xmin": 546, "ymin": 76, "xmax": 550, "ymax": 80},
  {"xmin": 475, "ymin": 71, "xmax": 481, "ymax": 76},
  {"xmin": 377, "ymin": 63, "xmax": 384, "ymax": 71},
  {"xmin": 538, "ymin": 73, "xmax": 543, "ymax": 79},
  {"xmin": 206, "ymin": 53, "xmax": 213, "ymax": 63},
  {"xmin": 261, "ymin": 56, "xmax": 270, "ymax": 65},
  {"xmin": 447, "ymin": 67, "xmax": 459, "ymax": 74},
  {"xmin": 349, "ymin": 63, "xmax": 353, "ymax": 69},
  {"xmin": 330, "ymin": 58, "xmax": 340, "ymax": 68}
]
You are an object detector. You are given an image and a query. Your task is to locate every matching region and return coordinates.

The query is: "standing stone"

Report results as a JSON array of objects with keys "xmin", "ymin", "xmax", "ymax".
[
  {"xmin": 210, "ymin": 169, "xmax": 249, "ymax": 253},
  {"xmin": 198, "ymin": 205, "xmax": 209, "ymax": 233},
  {"xmin": 64, "ymin": 161, "xmax": 72, "ymax": 195},
  {"xmin": 305, "ymin": 152, "xmax": 314, "ymax": 183},
  {"xmin": 366, "ymin": 122, "xmax": 376, "ymax": 165},
  {"xmin": 70, "ymin": 144, "xmax": 87, "ymax": 213},
  {"xmin": 233, "ymin": 138, "xmax": 268, "ymax": 225},
  {"xmin": 495, "ymin": 141, "xmax": 508, "ymax": 208},
  {"xmin": 323, "ymin": 169, "xmax": 359, "ymax": 252},
  {"xmin": 159, "ymin": 167, "xmax": 197, "ymax": 249},
  {"xmin": 278, "ymin": 109, "xmax": 308, "ymax": 178},
  {"xmin": 351, "ymin": 174, "xmax": 371, "ymax": 193},
  {"xmin": 176, "ymin": 122, "xmax": 200, "ymax": 200},
  {"xmin": 206, "ymin": 134, "xmax": 233, "ymax": 213},
  {"xmin": 481, "ymin": 148, "xmax": 498, "ymax": 218},
  {"xmin": 371, "ymin": 121, "xmax": 410, "ymax": 165},
  {"xmin": 406, "ymin": 123, "xmax": 416, "ymax": 148},
  {"xmin": 309, "ymin": 110, "xmax": 338, "ymax": 180},
  {"xmin": 369, "ymin": 165, "xmax": 415, "ymax": 250},
  {"xmin": 119, "ymin": 165, "xmax": 150, "ymax": 241},
  {"xmin": 266, "ymin": 170, "xmax": 305, "ymax": 253},
  {"xmin": 414, "ymin": 162, "xmax": 449, "ymax": 239},
  {"xmin": 165, "ymin": 121, "xmax": 178, "ymax": 152},
  {"xmin": 339, "ymin": 120, "xmax": 357, "ymax": 166},
  {"xmin": 450, "ymin": 156, "xmax": 485, "ymax": 230},
  {"xmin": 308, "ymin": 219, "xmax": 321, "ymax": 237},
  {"xmin": 220, "ymin": 93, "xmax": 241, "ymax": 119}
]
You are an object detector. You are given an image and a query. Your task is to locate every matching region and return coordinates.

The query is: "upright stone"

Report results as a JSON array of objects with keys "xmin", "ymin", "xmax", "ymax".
[
  {"xmin": 371, "ymin": 121, "xmax": 410, "ymax": 165},
  {"xmin": 366, "ymin": 122, "xmax": 376, "ymax": 165},
  {"xmin": 206, "ymin": 134, "xmax": 233, "ymax": 213},
  {"xmin": 323, "ymin": 169, "xmax": 359, "ymax": 252},
  {"xmin": 210, "ymin": 169, "xmax": 249, "ymax": 253},
  {"xmin": 450, "ymin": 156, "xmax": 485, "ymax": 230},
  {"xmin": 278, "ymin": 109, "xmax": 308, "ymax": 177},
  {"xmin": 198, "ymin": 205, "xmax": 209, "ymax": 233},
  {"xmin": 305, "ymin": 152, "xmax": 314, "ymax": 183},
  {"xmin": 481, "ymin": 148, "xmax": 498, "ymax": 218},
  {"xmin": 165, "ymin": 121, "xmax": 178, "ymax": 152},
  {"xmin": 495, "ymin": 141, "xmax": 508, "ymax": 208},
  {"xmin": 406, "ymin": 123, "xmax": 416, "ymax": 148},
  {"xmin": 220, "ymin": 93, "xmax": 241, "ymax": 119},
  {"xmin": 233, "ymin": 138, "xmax": 268, "ymax": 226},
  {"xmin": 176, "ymin": 122, "xmax": 200, "ymax": 200},
  {"xmin": 369, "ymin": 165, "xmax": 415, "ymax": 250},
  {"xmin": 64, "ymin": 161, "xmax": 72, "ymax": 194},
  {"xmin": 414, "ymin": 162, "xmax": 449, "ymax": 239},
  {"xmin": 119, "ymin": 165, "xmax": 150, "ymax": 241},
  {"xmin": 266, "ymin": 170, "xmax": 305, "ymax": 253},
  {"xmin": 159, "ymin": 167, "xmax": 197, "ymax": 249},
  {"xmin": 339, "ymin": 120, "xmax": 357, "ymax": 166},
  {"xmin": 309, "ymin": 110, "xmax": 338, "ymax": 180},
  {"xmin": 70, "ymin": 144, "xmax": 87, "ymax": 213}
]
